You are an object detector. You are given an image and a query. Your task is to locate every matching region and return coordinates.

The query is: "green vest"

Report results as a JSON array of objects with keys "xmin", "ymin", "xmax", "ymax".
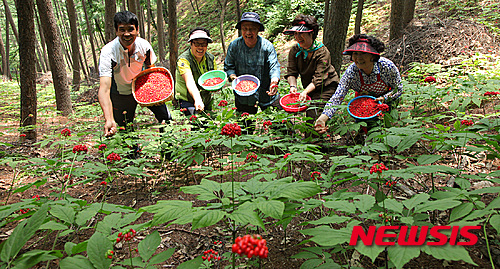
[{"xmin": 175, "ymin": 49, "xmax": 215, "ymax": 110}]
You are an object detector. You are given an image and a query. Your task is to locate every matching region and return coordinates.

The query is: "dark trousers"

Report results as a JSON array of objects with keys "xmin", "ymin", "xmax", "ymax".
[{"xmin": 111, "ymin": 93, "xmax": 172, "ymax": 130}]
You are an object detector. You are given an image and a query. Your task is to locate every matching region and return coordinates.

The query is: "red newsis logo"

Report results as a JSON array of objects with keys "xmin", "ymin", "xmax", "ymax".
[{"xmin": 349, "ymin": 226, "xmax": 481, "ymax": 246}]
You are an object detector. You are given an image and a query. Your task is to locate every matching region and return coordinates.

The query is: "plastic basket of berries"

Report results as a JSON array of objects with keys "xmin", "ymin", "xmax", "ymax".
[
  {"xmin": 232, "ymin": 75, "xmax": 260, "ymax": 96},
  {"xmin": 132, "ymin": 67, "xmax": 174, "ymax": 107},
  {"xmin": 347, "ymin": 95, "xmax": 383, "ymax": 120},
  {"xmin": 198, "ymin": 70, "xmax": 227, "ymax": 91},
  {"xmin": 280, "ymin": 93, "xmax": 311, "ymax": 113}
]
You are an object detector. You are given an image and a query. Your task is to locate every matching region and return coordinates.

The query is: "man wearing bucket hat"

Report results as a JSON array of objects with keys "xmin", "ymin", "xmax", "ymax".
[
  {"xmin": 98, "ymin": 11, "xmax": 172, "ymax": 137},
  {"xmin": 314, "ymin": 34, "xmax": 403, "ymax": 135},
  {"xmin": 175, "ymin": 27, "xmax": 218, "ymax": 116},
  {"xmin": 283, "ymin": 14, "xmax": 339, "ymax": 137},
  {"xmin": 224, "ymin": 12, "xmax": 281, "ymax": 114}
]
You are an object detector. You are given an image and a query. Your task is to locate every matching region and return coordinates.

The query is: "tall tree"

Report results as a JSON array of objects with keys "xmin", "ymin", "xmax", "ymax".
[
  {"xmin": 218, "ymin": 0, "xmax": 228, "ymax": 56},
  {"xmin": 389, "ymin": 0, "xmax": 404, "ymax": 40},
  {"xmin": 167, "ymin": 0, "xmax": 178, "ymax": 76},
  {"xmin": 235, "ymin": 0, "xmax": 241, "ymax": 36},
  {"xmin": 105, "ymin": 0, "xmax": 116, "ymax": 43},
  {"xmin": 354, "ymin": 0, "xmax": 365, "ymax": 34},
  {"xmin": 16, "ymin": 0, "xmax": 37, "ymax": 140},
  {"xmin": 36, "ymin": 0, "xmax": 73, "ymax": 116},
  {"xmin": 128, "ymin": 0, "xmax": 138, "ymax": 15},
  {"xmin": 403, "ymin": 0, "xmax": 417, "ymax": 27},
  {"xmin": 66, "ymin": 0, "xmax": 81, "ymax": 90},
  {"xmin": 0, "ymin": 24, "xmax": 7, "ymax": 77},
  {"xmin": 4, "ymin": 17, "xmax": 11, "ymax": 79},
  {"xmin": 146, "ymin": 0, "xmax": 152, "ymax": 42},
  {"xmin": 120, "ymin": 0, "xmax": 126, "ymax": 11},
  {"xmin": 156, "ymin": 0, "xmax": 165, "ymax": 62},
  {"xmin": 35, "ymin": 12, "xmax": 50, "ymax": 70},
  {"xmin": 3, "ymin": 0, "xmax": 18, "ymax": 43},
  {"xmin": 323, "ymin": 0, "xmax": 354, "ymax": 74},
  {"xmin": 81, "ymin": 0, "xmax": 98, "ymax": 74}
]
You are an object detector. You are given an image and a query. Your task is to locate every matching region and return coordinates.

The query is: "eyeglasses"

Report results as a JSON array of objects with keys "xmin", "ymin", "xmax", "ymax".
[{"xmin": 192, "ymin": 41, "xmax": 208, "ymax": 47}]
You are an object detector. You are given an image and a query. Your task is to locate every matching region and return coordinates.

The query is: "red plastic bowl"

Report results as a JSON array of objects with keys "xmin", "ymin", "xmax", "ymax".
[{"xmin": 280, "ymin": 93, "xmax": 311, "ymax": 113}]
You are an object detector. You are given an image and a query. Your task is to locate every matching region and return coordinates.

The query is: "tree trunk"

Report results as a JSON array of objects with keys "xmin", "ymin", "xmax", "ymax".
[
  {"xmin": 138, "ymin": 7, "xmax": 145, "ymax": 38},
  {"xmin": 354, "ymin": 0, "xmax": 365, "ymax": 34},
  {"xmin": 235, "ymin": 0, "xmax": 241, "ymax": 36},
  {"xmin": 94, "ymin": 18, "xmax": 107, "ymax": 46},
  {"xmin": 5, "ymin": 17, "xmax": 11, "ymax": 79},
  {"xmin": 77, "ymin": 22, "xmax": 91, "ymax": 79},
  {"xmin": 128, "ymin": 0, "xmax": 138, "ymax": 15},
  {"xmin": 16, "ymin": 0, "xmax": 37, "ymax": 140},
  {"xmin": 3, "ymin": 0, "xmax": 19, "ymax": 43},
  {"xmin": 403, "ymin": 0, "xmax": 417, "ymax": 28},
  {"xmin": 323, "ymin": 0, "xmax": 354, "ymax": 74},
  {"xmin": 81, "ymin": 0, "xmax": 99, "ymax": 75},
  {"xmin": 389, "ymin": 0, "xmax": 404, "ymax": 40},
  {"xmin": 36, "ymin": 0, "xmax": 73, "ymax": 116},
  {"xmin": 35, "ymin": 11, "xmax": 50, "ymax": 71},
  {"xmin": 105, "ymin": 0, "xmax": 116, "ymax": 43},
  {"xmin": 157, "ymin": 0, "xmax": 166, "ymax": 62},
  {"xmin": 35, "ymin": 42, "xmax": 44, "ymax": 73},
  {"xmin": 218, "ymin": 0, "xmax": 228, "ymax": 57},
  {"xmin": 146, "ymin": 0, "xmax": 152, "ymax": 42},
  {"xmin": 0, "ymin": 24, "xmax": 7, "ymax": 78},
  {"xmin": 167, "ymin": 0, "xmax": 178, "ymax": 76},
  {"xmin": 121, "ymin": 0, "xmax": 126, "ymax": 11},
  {"xmin": 66, "ymin": 0, "xmax": 81, "ymax": 90}
]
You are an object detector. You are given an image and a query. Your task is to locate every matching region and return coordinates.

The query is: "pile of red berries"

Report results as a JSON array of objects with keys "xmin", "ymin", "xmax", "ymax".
[
  {"xmin": 310, "ymin": 171, "xmax": 322, "ymax": 180},
  {"xmin": 349, "ymin": 97, "xmax": 380, "ymax": 118},
  {"xmin": 221, "ymin": 123, "xmax": 242, "ymax": 137},
  {"xmin": 61, "ymin": 128, "xmax": 71, "ymax": 137},
  {"xmin": 218, "ymin": 100, "xmax": 228, "ymax": 107},
  {"xmin": 370, "ymin": 163, "xmax": 389, "ymax": 174},
  {"xmin": 484, "ymin": 91, "xmax": 500, "ymax": 96},
  {"xmin": 202, "ymin": 77, "xmax": 224, "ymax": 87},
  {"xmin": 461, "ymin": 120, "xmax": 474, "ymax": 126},
  {"xmin": 107, "ymin": 153, "xmax": 121, "ymax": 162},
  {"xmin": 377, "ymin": 103, "xmax": 389, "ymax": 112},
  {"xmin": 231, "ymin": 234, "xmax": 268, "ymax": 259},
  {"xmin": 134, "ymin": 71, "xmax": 173, "ymax": 104},
  {"xmin": 116, "ymin": 229, "xmax": 137, "ymax": 243},
  {"xmin": 235, "ymin": 80, "xmax": 257, "ymax": 93},
  {"xmin": 98, "ymin": 144, "xmax": 107, "ymax": 151},
  {"xmin": 73, "ymin": 145, "xmax": 88, "ymax": 154},
  {"xmin": 246, "ymin": 152, "xmax": 258, "ymax": 161}
]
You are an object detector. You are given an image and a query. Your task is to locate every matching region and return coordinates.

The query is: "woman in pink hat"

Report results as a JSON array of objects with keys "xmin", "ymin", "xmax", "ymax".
[
  {"xmin": 283, "ymin": 14, "xmax": 339, "ymax": 137},
  {"xmin": 314, "ymin": 34, "xmax": 403, "ymax": 134}
]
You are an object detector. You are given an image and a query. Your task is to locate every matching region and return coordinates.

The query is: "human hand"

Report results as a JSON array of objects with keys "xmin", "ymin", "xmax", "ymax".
[
  {"xmin": 267, "ymin": 84, "xmax": 279, "ymax": 96},
  {"xmin": 289, "ymin": 86, "xmax": 297, "ymax": 94},
  {"xmin": 229, "ymin": 74, "xmax": 237, "ymax": 82},
  {"xmin": 104, "ymin": 120, "xmax": 118, "ymax": 137},
  {"xmin": 375, "ymin": 96, "xmax": 384, "ymax": 103},
  {"xmin": 298, "ymin": 91, "xmax": 308, "ymax": 102},
  {"xmin": 194, "ymin": 99, "xmax": 205, "ymax": 111},
  {"xmin": 314, "ymin": 114, "xmax": 329, "ymax": 134}
]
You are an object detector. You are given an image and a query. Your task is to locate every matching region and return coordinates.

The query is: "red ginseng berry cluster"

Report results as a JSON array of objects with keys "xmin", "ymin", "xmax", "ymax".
[
  {"xmin": 231, "ymin": 234, "xmax": 268, "ymax": 259},
  {"xmin": 20, "ymin": 133, "xmax": 26, "ymax": 137},
  {"xmin": 107, "ymin": 152, "xmax": 122, "ymax": 162},
  {"xmin": 235, "ymin": 80, "xmax": 257, "ymax": 93},
  {"xmin": 484, "ymin": 91, "xmax": 500, "ymax": 96},
  {"xmin": 262, "ymin": 120, "xmax": 272, "ymax": 128},
  {"xmin": 310, "ymin": 171, "xmax": 322, "ymax": 180},
  {"xmin": 202, "ymin": 249, "xmax": 221, "ymax": 261},
  {"xmin": 116, "ymin": 229, "xmax": 137, "ymax": 243},
  {"xmin": 189, "ymin": 115, "xmax": 197, "ymax": 121},
  {"xmin": 32, "ymin": 194, "xmax": 40, "ymax": 201},
  {"xmin": 19, "ymin": 208, "xmax": 30, "ymax": 214},
  {"xmin": 98, "ymin": 144, "xmax": 107, "ymax": 151},
  {"xmin": 203, "ymin": 77, "xmax": 224, "ymax": 87},
  {"xmin": 221, "ymin": 123, "xmax": 242, "ymax": 137},
  {"xmin": 107, "ymin": 250, "xmax": 114, "ymax": 259},
  {"xmin": 424, "ymin": 76, "xmax": 436, "ymax": 83},
  {"xmin": 218, "ymin": 100, "xmax": 228, "ymax": 107},
  {"xmin": 379, "ymin": 213, "xmax": 392, "ymax": 222},
  {"xmin": 370, "ymin": 163, "xmax": 389, "ymax": 174},
  {"xmin": 461, "ymin": 120, "xmax": 474, "ymax": 126},
  {"xmin": 385, "ymin": 180, "xmax": 396, "ymax": 187},
  {"xmin": 246, "ymin": 152, "xmax": 258, "ymax": 161},
  {"xmin": 73, "ymin": 145, "xmax": 88, "ymax": 154},
  {"xmin": 241, "ymin": 112, "xmax": 250, "ymax": 117},
  {"xmin": 61, "ymin": 128, "xmax": 71, "ymax": 137},
  {"xmin": 376, "ymin": 103, "xmax": 389, "ymax": 112},
  {"xmin": 283, "ymin": 153, "xmax": 291, "ymax": 159},
  {"xmin": 134, "ymin": 71, "xmax": 172, "ymax": 104}
]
